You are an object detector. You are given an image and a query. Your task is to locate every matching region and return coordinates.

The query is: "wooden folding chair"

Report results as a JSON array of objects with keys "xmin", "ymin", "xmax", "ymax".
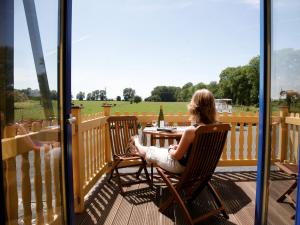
[
  {"xmin": 157, "ymin": 123, "xmax": 230, "ymax": 225},
  {"xmin": 107, "ymin": 116, "xmax": 152, "ymax": 193}
]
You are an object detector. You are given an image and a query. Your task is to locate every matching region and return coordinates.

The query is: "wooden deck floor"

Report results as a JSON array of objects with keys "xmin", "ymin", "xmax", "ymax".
[{"xmin": 74, "ymin": 169, "xmax": 296, "ymax": 225}]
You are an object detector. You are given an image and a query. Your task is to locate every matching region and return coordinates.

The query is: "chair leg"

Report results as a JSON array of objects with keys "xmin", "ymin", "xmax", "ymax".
[
  {"xmin": 157, "ymin": 168, "xmax": 193, "ymax": 225},
  {"xmin": 115, "ymin": 168, "xmax": 124, "ymax": 194},
  {"xmin": 108, "ymin": 162, "xmax": 119, "ymax": 182},
  {"xmin": 142, "ymin": 162, "xmax": 152, "ymax": 188},
  {"xmin": 207, "ymin": 182, "xmax": 229, "ymax": 219},
  {"xmin": 172, "ymin": 190, "xmax": 194, "ymax": 225},
  {"xmin": 151, "ymin": 164, "xmax": 154, "ymax": 184},
  {"xmin": 108, "ymin": 168, "xmax": 114, "ymax": 182},
  {"xmin": 136, "ymin": 165, "xmax": 143, "ymax": 179},
  {"xmin": 159, "ymin": 195, "xmax": 174, "ymax": 213},
  {"xmin": 277, "ymin": 180, "xmax": 297, "ymax": 202},
  {"xmin": 291, "ymin": 214, "xmax": 295, "ymax": 220}
]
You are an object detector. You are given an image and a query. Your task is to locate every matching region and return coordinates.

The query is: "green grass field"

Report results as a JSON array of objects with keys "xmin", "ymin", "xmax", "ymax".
[
  {"xmin": 73, "ymin": 100, "xmax": 258, "ymax": 115},
  {"xmin": 73, "ymin": 100, "xmax": 191, "ymax": 115},
  {"xmin": 13, "ymin": 100, "xmax": 258, "ymax": 121}
]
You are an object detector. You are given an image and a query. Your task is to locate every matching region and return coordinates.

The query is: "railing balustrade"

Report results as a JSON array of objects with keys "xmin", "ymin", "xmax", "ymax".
[
  {"xmin": 72, "ymin": 107, "xmax": 111, "ymax": 213},
  {"xmin": 1, "ymin": 121, "xmax": 62, "ymax": 225},
  {"xmin": 1, "ymin": 105, "xmax": 299, "ymax": 220}
]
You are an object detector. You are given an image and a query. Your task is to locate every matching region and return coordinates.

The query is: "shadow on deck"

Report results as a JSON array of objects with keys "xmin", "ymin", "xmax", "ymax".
[{"xmin": 74, "ymin": 170, "xmax": 296, "ymax": 225}]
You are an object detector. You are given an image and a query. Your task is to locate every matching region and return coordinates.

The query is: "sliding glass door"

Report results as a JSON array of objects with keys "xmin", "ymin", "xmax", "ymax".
[
  {"xmin": 0, "ymin": 0, "xmax": 73, "ymax": 224},
  {"xmin": 256, "ymin": 0, "xmax": 300, "ymax": 224},
  {"xmin": 268, "ymin": 0, "xmax": 300, "ymax": 224}
]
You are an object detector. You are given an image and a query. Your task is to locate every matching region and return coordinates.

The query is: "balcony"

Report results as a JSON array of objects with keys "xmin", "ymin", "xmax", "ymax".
[{"xmin": 1, "ymin": 106, "xmax": 299, "ymax": 224}]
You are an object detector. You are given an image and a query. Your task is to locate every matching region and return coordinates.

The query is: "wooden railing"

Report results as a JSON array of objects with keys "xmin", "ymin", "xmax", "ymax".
[
  {"xmin": 285, "ymin": 112, "xmax": 300, "ymax": 163},
  {"xmin": 136, "ymin": 111, "xmax": 282, "ymax": 166},
  {"xmin": 71, "ymin": 107, "xmax": 111, "ymax": 213},
  {"xmin": 2, "ymin": 121, "xmax": 62, "ymax": 225},
  {"xmin": 2, "ymin": 105, "xmax": 299, "ymax": 221}
]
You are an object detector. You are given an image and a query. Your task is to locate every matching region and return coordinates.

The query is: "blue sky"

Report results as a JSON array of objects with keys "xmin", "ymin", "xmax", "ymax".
[
  {"xmin": 13, "ymin": 0, "xmax": 300, "ymax": 99},
  {"xmin": 71, "ymin": 0, "xmax": 260, "ymax": 99}
]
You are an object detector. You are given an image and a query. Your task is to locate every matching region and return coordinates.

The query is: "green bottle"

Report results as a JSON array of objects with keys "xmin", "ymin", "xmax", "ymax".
[{"xmin": 157, "ymin": 105, "xmax": 165, "ymax": 128}]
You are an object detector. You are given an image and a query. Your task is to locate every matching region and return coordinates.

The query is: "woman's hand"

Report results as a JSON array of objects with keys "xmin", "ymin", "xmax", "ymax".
[{"xmin": 169, "ymin": 144, "xmax": 178, "ymax": 150}]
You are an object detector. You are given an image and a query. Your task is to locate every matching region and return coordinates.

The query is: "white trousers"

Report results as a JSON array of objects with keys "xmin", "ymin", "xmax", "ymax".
[{"xmin": 145, "ymin": 146, "xmax": 186, "ymax": 174}]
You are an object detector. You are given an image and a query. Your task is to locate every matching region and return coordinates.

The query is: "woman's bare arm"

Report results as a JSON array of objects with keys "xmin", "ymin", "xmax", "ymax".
[{"xmin": 168, "ymin": 127, "xmax": 195, "ymax": 160}]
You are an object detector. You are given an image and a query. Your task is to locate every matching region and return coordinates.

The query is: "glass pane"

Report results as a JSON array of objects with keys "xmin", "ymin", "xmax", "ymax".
[
  {"xmin": 1, "ymin": 0, "xmax": 65, "ymax": 224},
  {"xmin": 269, "ymin": 0, "xmax": 300, "ymax": 224}
]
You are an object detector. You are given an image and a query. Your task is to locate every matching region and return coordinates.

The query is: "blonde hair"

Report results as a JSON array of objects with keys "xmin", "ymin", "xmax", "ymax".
[{"xmin": 188, "ymin": 89, "xmax": 217, "ymax": 124}]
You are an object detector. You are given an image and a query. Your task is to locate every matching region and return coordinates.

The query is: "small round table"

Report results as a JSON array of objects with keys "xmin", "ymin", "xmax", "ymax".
[{"xmin": 142, "ymin": 126, "xmax": 187, "ymax": 146}]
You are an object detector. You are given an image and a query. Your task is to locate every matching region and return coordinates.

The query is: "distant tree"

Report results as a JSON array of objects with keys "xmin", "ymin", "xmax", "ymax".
[
  {"xmin": 99, "ymin": 90, "xmax": 107, "ymax": 101},
  {"xmin": 180, "ymin": 82, "xmax": 194, "ymax": 101},
  {"xmin": 123, "ymin": 88, "xmax": 135, "ymax": 101},
  {"xmin": 116, "ymin": 96, "xmax": 121, "ymax": 101},
  {"xmin": 194, "ymin": 82, "xmax": 207, "ymax": 91},
  {"xmin": 86, "ymin": 93, "xmax": 92, "ymax": 101},
  {"xmin": 207, "ymin": 81, "xmax": 221, "ymax": 99},
  {"xmin": 247, "ymin": 56, "xmax": 260, "ymax": 105},
  {"xmin": 218, "ymin": 57, "xmax": 259, "ymax": 106},
  {"xmin": 133, "ymin": 95, "xmax": 142, "ymax": 103},
  {"xmin": 14, "ymin": 90, "xmax": 28, "ymax": 102},
  {"xmin": 151, "ymin": 86, "xmax": 179, "ymax": 102},
  {"xmin": 19, "ymin": 88, "xmax": 31, "ymax": 97},
  {"xmin": 76, "ymin": 91, "xmax": 85, "ymax": 100},
  {"xmin": 91, "ymin": 90, "xmax": 100, "ymax": 100}
]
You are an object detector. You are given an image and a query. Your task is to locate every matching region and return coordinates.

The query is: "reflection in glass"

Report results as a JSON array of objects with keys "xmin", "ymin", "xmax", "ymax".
[
  {"xmin": 1, "ymin": 0, "xmax": 65, "ymax": 224},
  {"xmin": 269, "ymin": 0, "xmax": 300, "ymax": 224}
]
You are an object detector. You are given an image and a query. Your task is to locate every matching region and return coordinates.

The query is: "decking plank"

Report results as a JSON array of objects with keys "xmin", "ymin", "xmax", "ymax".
[
  {"xmin": 127, "ymin": 183, "xmax": 150, "ymax": 225},
  {"xmin": 144, "ymin": 185, "xmax": 175, "ymax": 225},
  {"xmin": 234, "ymin": 206, "xmax": 255, "ymax": 225},
  {"xmin": 97, "ymin": 180, "xmax": 127, "ymax": 225},
  {"xmin": 110, "ymin": 183, "xmax": 137, "ymax": 225}
]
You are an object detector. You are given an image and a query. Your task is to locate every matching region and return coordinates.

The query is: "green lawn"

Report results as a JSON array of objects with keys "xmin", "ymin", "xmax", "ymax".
[
  {"xmin": 73, "ymin": 100, "xmax": 191, "ymax": 115},
  {"xmin": 15, "ymin": 100, "xmax": 58, "ymax": 121},
  {"xmin": 73, "ymin": 100, "xmax": 258, "ymax": 115},
  {"xmin": 13, "ymin": 100, "xmax": 258, "ymax": 121}
]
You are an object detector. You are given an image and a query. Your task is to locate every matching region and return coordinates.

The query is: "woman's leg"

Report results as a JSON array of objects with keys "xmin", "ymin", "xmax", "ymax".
[
  {"xmin": 130, "ymin": 136, "xmax": 185, "ymax": 174},
  {"xmin": 130, "ymin": 135, "xmax": 148, "ymax": 157},
  {"xmin": 145, "ymin": 147, "xmax": 185, "ymax": 174}
]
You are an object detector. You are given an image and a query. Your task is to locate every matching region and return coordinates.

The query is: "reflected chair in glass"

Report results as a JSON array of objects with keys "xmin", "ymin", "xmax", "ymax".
[{"xmin": 275, "ymin": 162, "xmax": 298, "ymax": 219}]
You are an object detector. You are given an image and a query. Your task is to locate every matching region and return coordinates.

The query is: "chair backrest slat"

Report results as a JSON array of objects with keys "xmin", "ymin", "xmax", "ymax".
[
  {"xmin": 107, "ymin": 116, "xmax": 138, "ymax": 155},
  {"xmin": 178, "ymin": 123, "xmax": 230, "ymax": 192}
]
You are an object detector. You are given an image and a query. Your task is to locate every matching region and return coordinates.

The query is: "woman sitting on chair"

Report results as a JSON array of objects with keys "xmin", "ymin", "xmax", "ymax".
[{"xmin": 130, "ymin": 89, "xmax": 217, "ymax": 174}]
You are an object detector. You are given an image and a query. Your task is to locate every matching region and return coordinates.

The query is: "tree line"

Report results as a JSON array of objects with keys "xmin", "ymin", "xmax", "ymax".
[
  {"xmin": 76, "ymin": 88, "xmax": 143, "ymax": 103},
  {"xmin": 145, "ymin": 56, "xmax": 259, "ymax": 106},
  {"xmin": 74, "ymin": 56, "xmax": 259, "ymax": 106},
  {"xmin": 13, "ymin": 88, "xmax": 58, "ymax": 102}
]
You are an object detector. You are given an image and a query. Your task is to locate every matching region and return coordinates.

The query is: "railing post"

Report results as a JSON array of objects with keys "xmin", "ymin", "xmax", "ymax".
[
  {"xmin": 279, "ymin": 106, "xmax": 289, "ymax": 162},
  {"xmin": 3, "ymin": 125, "xmax": 18, "ymax": 225},
  {"xmin": 102, "ymin": 104, "xmax": 112, "ymax": 166},
  {"xmin": 102, "ymin": 104, "xmax": 112, "ymax": 116},
  {"xmin": 32, "ymin": 122, "xmax": 44, "ymax": 224},
  {"xmin": 105, "ymin": 121, "xmax": 112, "ymax": 166},
  {"xmin": 71, "ymin": 106, "xmax": 85, "ymax": 212}
]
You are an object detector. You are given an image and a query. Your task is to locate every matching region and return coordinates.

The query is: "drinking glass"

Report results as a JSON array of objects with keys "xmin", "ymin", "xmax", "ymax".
[{"xmin": 152, "ymin": 120, "xmax": 157, "ymax": 127}]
